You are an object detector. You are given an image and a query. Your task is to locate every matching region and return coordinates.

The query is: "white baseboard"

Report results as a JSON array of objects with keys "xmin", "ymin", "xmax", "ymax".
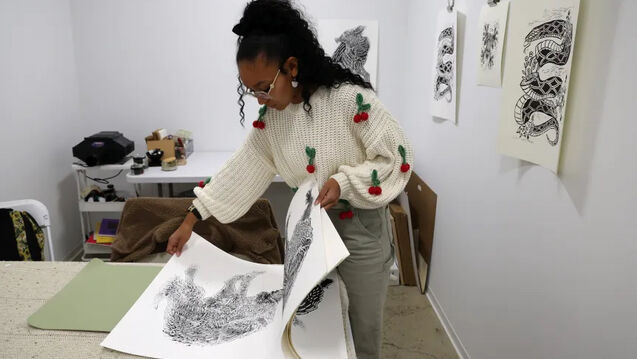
[
  {"xmin": 426, "ymin": 287, "xmax": 470, "ymax": 359},
  {"xmin": 64, "ymin": 245, "xmax": 83, "ymax": 261}
]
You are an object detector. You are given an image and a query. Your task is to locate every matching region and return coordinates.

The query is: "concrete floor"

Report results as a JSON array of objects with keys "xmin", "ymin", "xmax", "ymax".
[{"xmin": 383, "ymin": 285, "xmax": 459, "ymax": 359}]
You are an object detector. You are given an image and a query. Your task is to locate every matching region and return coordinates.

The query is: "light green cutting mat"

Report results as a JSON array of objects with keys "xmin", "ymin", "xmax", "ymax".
[{"xmin": 28, "ymin": 259, "xmax": 162, "ymax": 332}]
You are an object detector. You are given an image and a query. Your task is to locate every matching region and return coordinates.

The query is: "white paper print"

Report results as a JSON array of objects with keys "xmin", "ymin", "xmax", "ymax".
[
  {"xmin": 290, "ymin": 271, "xmax": 348, "ymax": 359},
  {"xmin": 477, "ymin": 0, "xmax": 510, "ymax": 87},
  {"xmin": 318, "ymin": 19, "xmax": 379, "ymax": 88},
  {"xmin": 102, "ymin": 180, "xmax": 350, "ymax": 358},
  {"xmin": 431, "ymin": 9, "xmax": 458, "ymax": 123},
  {"xmin": 498, "ymin": 0, "xmax": 580, "ymax": 172},
  {"xmin": 101, "ymin": 235, "xmax": 284, "ymax": 358}
]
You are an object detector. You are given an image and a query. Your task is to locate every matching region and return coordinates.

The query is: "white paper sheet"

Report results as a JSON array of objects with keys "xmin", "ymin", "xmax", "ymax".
[
  {"xmin": 431, "ymin": 9, "xmax": 458, "ymax": 123},
  {"xmin": 318, "ymin": 19, "xmax": 379, "ymax": 88},
  {"xmin": 477, "ymin": 0, "xmax": 510, "ymax": 87},
  {"xmin": 290, "ymin": 271, "xmax": 348, "ymax": 359},
  {"xmin": 285, "ymin": 209, "xmax": 350, "ymax": 358},
  {"xmin": 281, "ymin": 182, "xmax": 327, "ymax": 322},
  {"xmin": 101, "ymin": 234, "xmax": 284, "ymax": 359},
  {"xmin": 320, "ymin": 210, "xmax": 350, "ymax": 276},
  {"xmin": 101, "ymin": 180, "xmax": 350, "ymax": 358},
  {"xmin": 497, "ymin": 0, "xmax": 580, "ymax": 172},
  {"xmin": 280, "ymin": 181, "xmax": 349, "ymax": 325}
]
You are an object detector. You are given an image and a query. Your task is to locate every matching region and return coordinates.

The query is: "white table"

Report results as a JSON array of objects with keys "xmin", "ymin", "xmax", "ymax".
[{"xmin": 126, "ymin": 151, "xmax": 284, "ymax": 196}]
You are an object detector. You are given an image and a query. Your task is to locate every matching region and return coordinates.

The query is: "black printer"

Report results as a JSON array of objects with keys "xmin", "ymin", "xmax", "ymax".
[{"xmin": 72, "ymin": 131, "xmax": 134, "ymax": 166}]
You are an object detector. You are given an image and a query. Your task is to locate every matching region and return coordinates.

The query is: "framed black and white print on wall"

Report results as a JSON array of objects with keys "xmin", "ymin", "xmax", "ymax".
[{"xmin": 498, "ymin": 0, "xmax": 580, "ymax": 172}]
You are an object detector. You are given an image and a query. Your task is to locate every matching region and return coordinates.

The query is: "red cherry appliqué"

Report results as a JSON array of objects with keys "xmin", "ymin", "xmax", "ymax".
[
  {"xmin": 253, "ymin": 105, "xmax": 267, "ymax": 129},
  {"xmin": 353, "ymin": 93, "xmax": 371, "ymax": 124},
  {"xmin": 398, "ymin": 145, "xmax": 410, "ymax": 173},
  {"xmin": 305, "ymin": 146, "xmax": 317, "ymax": 173},
  {"xmin": 339, "ymin": 210, "xmax": 354, "ymax": 220},
  {"xmin": 369, "ymin": 169, "xmax": 382, "ymax": 195}
]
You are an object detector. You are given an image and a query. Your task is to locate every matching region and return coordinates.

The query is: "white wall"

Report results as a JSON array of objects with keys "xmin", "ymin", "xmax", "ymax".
[
  {"xmin": 68, "ymin": 0, "xmax": 408, "ymax": 152},
  {"xmin": 403, "ymin": 0, "xmax": 637, "ymax": 358},
  {"xmin": 69, "ymin": 0, "xmax": 250, "ymax": 153},
  {"xmin": 5, "ymin": 1, "xmax": 636, "ymax": 356},
  {"xmin": 1, "ymin": 0, "xmax": 409, "ymax": 259},
  {"xmin": 0, "ymin": 0, "xmax": 84, "ymax": 260}
]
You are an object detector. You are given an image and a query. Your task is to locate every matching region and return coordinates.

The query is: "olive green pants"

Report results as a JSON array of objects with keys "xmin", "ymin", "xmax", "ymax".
[{"xmin": 327, "ymin": 205, "xmax": 393, "ymax": 359}]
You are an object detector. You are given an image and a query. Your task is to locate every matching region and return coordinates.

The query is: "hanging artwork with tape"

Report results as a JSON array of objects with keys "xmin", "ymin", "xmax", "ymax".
[
  {"xmin": 497, "ymin": 0, "xmax": 580, "ymax": 172},
  {"xmin": 477, "ymin": 0, "xmax": 510, "ymax": 87},
  {"xmin": 431, "ymin": 7, "xmax": 458, "ymax": 123}
]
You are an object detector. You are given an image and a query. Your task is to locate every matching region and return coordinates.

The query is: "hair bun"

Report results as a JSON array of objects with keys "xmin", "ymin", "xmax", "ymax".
[
  {"xmin": 233, "ymin": 0, "xmax": 291, "ymax": 37},
  {"xmin": 232, "ymin": 23, "xmax": 247, "ymax": 36}
]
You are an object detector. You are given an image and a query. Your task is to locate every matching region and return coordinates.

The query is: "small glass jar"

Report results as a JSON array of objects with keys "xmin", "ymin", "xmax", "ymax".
[
  {"xmin": 132, "ymin": 153, "xmax": 147, "ymax": 168},
  {"xmin": 131, "ymin": 163, "xmax": 144, "ymax": 175}
]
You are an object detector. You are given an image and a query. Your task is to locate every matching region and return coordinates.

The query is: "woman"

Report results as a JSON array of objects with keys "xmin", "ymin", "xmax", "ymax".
[{"xmin": 167, "ymin": 0, "xmax": 413, "ymax": 357}]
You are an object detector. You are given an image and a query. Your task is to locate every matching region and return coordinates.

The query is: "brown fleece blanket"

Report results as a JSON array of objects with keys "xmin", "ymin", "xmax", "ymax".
[{"xmin": 110, "ymin": 197, "xmax": 283, "ymax": 264}]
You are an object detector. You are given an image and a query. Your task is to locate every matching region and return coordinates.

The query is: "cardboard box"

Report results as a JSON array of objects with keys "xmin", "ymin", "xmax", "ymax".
[
  {"xmin": 389, "ymin": 203, "xmax": 418, "ymax": 286},
  {"xmin": 146, "ymin": 139, "xmax": 175, "ymax": 160},
  {"xmin": 404, "ymin": 172, "xmax": 438, "ymax": 293}
]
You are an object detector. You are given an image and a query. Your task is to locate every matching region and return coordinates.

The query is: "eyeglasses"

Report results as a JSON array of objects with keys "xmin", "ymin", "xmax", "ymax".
[{"xmin": 244, "ymin": 69, "xmax": 280, "ymax": 100}]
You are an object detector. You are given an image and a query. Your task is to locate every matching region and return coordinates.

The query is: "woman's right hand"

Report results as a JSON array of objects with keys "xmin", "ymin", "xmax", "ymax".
[{"xmin": 166, "ymin": 213, "xmax": 198, "ymax": 256}]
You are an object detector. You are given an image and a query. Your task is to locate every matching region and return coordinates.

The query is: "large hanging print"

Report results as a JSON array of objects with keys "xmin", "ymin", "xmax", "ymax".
[{"xmin": 498, "ymin": 0, "xmax": 580, "ymax": 172}]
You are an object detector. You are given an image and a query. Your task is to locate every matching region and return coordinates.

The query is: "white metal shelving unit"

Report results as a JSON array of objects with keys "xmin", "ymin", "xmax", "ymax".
[{"xmin": 72, "ymin": 159, "xmax": 133, "ymax": 261}]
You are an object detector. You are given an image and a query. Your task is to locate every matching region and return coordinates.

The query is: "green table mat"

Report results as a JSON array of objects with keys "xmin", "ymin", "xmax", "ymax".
[{"xmin": 28, "ymin": 259, "xmax": 162, "ymax": 332}]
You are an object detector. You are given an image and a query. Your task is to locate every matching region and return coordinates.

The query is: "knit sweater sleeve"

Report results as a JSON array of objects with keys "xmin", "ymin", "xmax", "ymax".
[
  {"xmin": 330, "ymin": 86, "xmax": 414, "ymax": 209},
  {"xmin": 192, "ymin": 128, "xmax": 276, "ymax": 224}
]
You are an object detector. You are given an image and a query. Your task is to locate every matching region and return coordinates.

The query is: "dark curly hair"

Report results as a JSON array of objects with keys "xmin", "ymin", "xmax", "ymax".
[{"xmin": 233, "ymin": 0, "xmax": 373, "ymax": 125}]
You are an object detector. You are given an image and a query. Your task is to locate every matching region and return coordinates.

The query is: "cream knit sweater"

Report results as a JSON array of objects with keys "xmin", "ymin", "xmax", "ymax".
[{"xmin": 193, "ymin": 84, "xmax": 414, "ymax": 224}]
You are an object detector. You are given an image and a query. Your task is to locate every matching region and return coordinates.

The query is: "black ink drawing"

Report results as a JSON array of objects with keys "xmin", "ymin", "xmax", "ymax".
[
  {"xmin": 154, "ymin": 266, "xmax": 283, "ymax": 345},
  {"xmin": 332, "ymin": 25, "xmax": 371, "ymax": 83},
  {"xmin": 283, "ymin": 190, "xmax": 314, "ymax": 308},
  {"xmin": 293, "ymin": 278, "xmax": 334, "ymax": 328},
  {"xmin": 480, "ymin": 22, "xmax": 500, "ymax": 70},
  {"xmin": 433, "ymin": 26, "xmax": 455, "ymax": 103},
  {"xmin": 515, "ymin": 9, "xmax": 574, "ymax": 146}
]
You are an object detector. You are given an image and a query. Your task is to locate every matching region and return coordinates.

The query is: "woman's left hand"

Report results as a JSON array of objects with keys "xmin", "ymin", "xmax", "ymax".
[{"xmin": 315, "ymin": 178, "xmax": 341, "ymax": 210}]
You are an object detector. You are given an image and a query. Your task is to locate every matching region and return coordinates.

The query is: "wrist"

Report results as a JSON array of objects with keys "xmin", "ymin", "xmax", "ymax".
[
  {"xmin": 330, "ymin": 173, "xmax": 350, "ymax": 199},
  {"xmin": 183, "ymin": 212, "xmax": 198, "ymax": 228}
]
